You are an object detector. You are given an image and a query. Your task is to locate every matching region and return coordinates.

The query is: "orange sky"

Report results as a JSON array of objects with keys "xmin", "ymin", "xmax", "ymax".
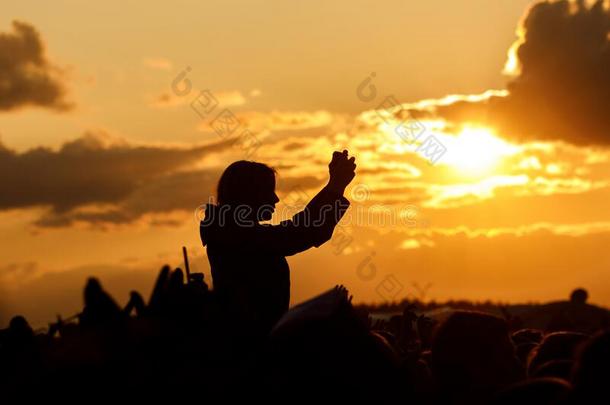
[{"xmin": 2, "ymin": 0, "xmax": 610, "ymax": 327}]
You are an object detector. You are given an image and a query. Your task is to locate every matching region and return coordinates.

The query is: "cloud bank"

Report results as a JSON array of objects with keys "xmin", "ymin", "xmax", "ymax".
[
  {"xmin": 0, "ymin": 20, "xmax": 72, "ymax": 111},
  {"xmin": 0, "ymin": 131, "xmax": 233, "ymax": 227},
  {"xmin": 417, "ymin": 0, "xmax": 610, "ymax": 145}
]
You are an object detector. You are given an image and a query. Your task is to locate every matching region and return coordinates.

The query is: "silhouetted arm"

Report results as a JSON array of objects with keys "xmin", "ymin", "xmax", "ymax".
[{"xmin": 250, "ymin": 184, "xmax": 350, "ymax": 256}]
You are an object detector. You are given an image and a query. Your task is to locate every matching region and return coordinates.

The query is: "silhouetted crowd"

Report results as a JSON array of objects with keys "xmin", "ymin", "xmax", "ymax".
[{"xmin": 1, "ymin": 267, "xmax": 609, "ymax": 404}]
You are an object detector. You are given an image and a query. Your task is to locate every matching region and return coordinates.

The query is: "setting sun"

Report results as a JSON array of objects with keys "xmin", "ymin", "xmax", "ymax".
[{"xmin": 444, "ymin": 127, "xmax": 520, "ymax": 175}]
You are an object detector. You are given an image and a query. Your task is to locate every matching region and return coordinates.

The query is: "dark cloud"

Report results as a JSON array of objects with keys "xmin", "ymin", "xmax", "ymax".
[
  {"xmin": 282, "ymin": 141, "xmax": 308, "ymax": 151},
  {"xmin": 426, "ymin": 0, "xmax": 610, "ymax": 145},
  {"xmin": 33, "ymin": 168, "xmax": 223, "ymax": 228},
  {"xmin": 0, "ymin": 131, "xmax": 326, "ymax": 228},
  {"xmin": 0, "ymin": 131, "xmax": 233, "ymax": 227},
  {"xmin": 0, "ymin": 20, "xmax": 72, "ymax": 111}
]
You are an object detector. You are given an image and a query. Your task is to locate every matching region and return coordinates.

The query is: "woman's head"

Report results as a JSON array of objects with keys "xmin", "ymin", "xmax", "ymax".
[{"xmin": 217, "ymin": 160, "xmax": 279, "ymax": 221}]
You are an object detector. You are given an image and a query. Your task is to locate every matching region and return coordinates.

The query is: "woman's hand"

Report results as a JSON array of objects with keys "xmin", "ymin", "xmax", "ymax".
[{"xmin": 327, "ymin": 150, "xmax": 356, "ymax": 195}]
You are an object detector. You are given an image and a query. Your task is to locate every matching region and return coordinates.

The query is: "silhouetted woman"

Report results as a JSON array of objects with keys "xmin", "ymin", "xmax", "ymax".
[{"xmin": 200, "ymin": 150, "xmax": 355, "ymax": 336}]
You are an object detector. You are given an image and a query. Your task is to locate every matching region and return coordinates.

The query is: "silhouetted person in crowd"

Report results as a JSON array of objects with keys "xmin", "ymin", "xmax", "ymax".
[
  {"xmin": 527, "ymin": 331, "xmax": 588, "ymax": 378},
  {"xmin": 512, "ymin": 328, "xmax": 544, "ymax": 346},
  {"xmin": 512, "ymin": 328, "xmax": 544, "ymax": 366},
  {"xmin": 262, "ymin": 286, "xmax": 401, "ymax": 402},
  {"xmin": 546, "ymin": 288, "xmax": 610, "ymax": 334},
  {"xmin": 430, "ymin": 311, "xmax": 523, "ymax": 404},
  {"xmin": 200, "ymin": 150, "xmax": 355, "ymax": 336},
  {"xmin": 570, "ymin": 288, "xmax": 588, "ymax": 305},
  {"xmin": 571, "ymin": 330, "xmax": 610, "ymax": 403},
  {"xmin": 79, "ymin": 277, "xmax": 122, "ymax": 327},
  {"xmin": 492, "ymin": 377, "xmax": 571, "ymax": 405},
  {"xmin": 123, "ymin": 291, "xmax": 145, "ymax": 317}
]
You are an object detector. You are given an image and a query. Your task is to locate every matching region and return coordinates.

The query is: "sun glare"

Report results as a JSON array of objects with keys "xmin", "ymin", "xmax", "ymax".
[{"xmin": 445, "ymin": 127, "xmax": 519, "ymax": 175}]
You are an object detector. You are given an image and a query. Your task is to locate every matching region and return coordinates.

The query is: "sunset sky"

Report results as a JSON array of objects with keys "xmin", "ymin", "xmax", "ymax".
[{"xmin": 2, "ymin": 0, "xmax": 610, "ymax": 327}]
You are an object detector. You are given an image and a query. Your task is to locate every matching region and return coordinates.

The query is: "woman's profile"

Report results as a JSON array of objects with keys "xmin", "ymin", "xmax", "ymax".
[{"xmin": 200, "ymin": 150, "xmax": 356, "ymax": 336}]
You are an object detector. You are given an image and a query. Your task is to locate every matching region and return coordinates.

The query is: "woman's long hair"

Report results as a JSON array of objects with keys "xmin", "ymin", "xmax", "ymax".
[{"xmin": 216, "ymin": 160, "xmax": 276, "ymax": 207}]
